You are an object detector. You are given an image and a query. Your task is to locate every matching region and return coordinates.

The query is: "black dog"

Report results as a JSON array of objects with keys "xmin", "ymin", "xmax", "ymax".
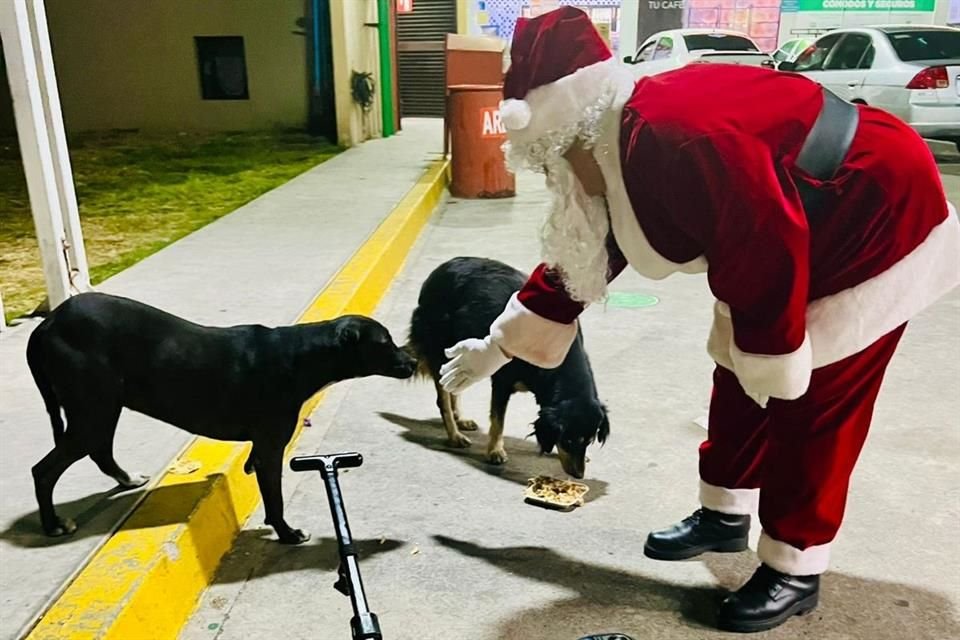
[
  {"xmin": 26, "ymin": 292, "xmax": 416, "ymax": 544},
  {"xmin": 406, "ymin": 257, "xmax": 609, "ymax": 478}
]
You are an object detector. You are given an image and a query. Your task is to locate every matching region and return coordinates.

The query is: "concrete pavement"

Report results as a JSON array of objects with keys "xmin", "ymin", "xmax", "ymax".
[
  {"xmin": 0, "ymin": 119, "xmax": 443, "ymax": 640},
  {"xmin": 181, "ymin": 170, "xmax": 960, "ymax": 640}
]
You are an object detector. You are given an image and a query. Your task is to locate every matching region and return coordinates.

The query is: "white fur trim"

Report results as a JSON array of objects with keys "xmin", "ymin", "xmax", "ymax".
[
  {"xmin": 500, "ymin": 98, "xmax": 532, "ymax": 131},
  {"xmin": 729, "ymin": 331, "xmax": 812, "ymax": 401},
  {"xmin": 699, "ymin": 480, "xmax": 759, "ymax": 516},
  {"xmin": 489, "ymin": 293, "xmax": 578, "ymax": 369},
  {"xmin": 807, "ymin": 209, "xmax": 960, "ymax": 367},
  {"xmin": 708, "ymin": 301, "xmax": 812, "ymax": 402},
  {"xmin": 506, "ymin": 59, "xmax": 636, "ymax": 147},
  {"xmin": 706, "ymin": 304, "xmax": 735, "ymax": 371},
  {"xmin": 707, "ymin": 211, "xmax": 960, "ymax": 383},
  {"xmin": 592, "ymin": 92, "xmax": 708, "ymax": 281},
  {"xmin": 758, "ymin": 531, "xmax": 831, "ymax": 575}
]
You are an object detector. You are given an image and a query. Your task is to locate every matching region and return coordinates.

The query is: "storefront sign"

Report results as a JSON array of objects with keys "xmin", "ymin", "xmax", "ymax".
[
  {"xmin": 636, "ymin": 0, "xmax": 685, "ymax": 47},
  {"xmin": 797, "ymin": 0, "xmax": 934, "ymax": 10},
  {"xmin": 397, "ymin": 0, "xmax": 413, "ymax": 13}
]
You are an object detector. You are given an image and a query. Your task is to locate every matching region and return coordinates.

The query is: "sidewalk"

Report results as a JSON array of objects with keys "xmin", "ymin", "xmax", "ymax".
[
  {"xmin": 0, "ymin": 119, "xmax": 442, "ymax": 639},
  {"xmin": 182, "ymin": 171, "xmax": 960, "ymax": 640}
]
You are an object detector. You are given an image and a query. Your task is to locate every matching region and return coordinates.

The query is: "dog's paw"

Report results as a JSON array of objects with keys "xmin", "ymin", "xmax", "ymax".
[
  {"xmin": 447, "ymin": 433, "xmax": 472, "ymax": 448},
  {"xmin": 456, "ymin": 419, "xmax": 480, "ymax": 432},
  {"xmin": 118, "ymin": 472, "xmax": 150, "ymax": 489},
  {"xmin": 486, "ymin": 448, "xmax": 508, "ymax": 465},
  {"xmin": 278, "ymin": 528, "xmax": 311, "ymax": 545},
  {"xmin": 45, "ymin": 517, "xmax": 78, "ymax": 537}
]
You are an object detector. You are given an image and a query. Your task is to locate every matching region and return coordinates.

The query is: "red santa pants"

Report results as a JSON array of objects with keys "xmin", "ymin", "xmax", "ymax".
[{"xmin": 698, "ymin": 324, "xmax": 906, "ymax": 575}]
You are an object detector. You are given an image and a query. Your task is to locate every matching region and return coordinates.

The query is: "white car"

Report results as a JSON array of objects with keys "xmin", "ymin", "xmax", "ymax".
[
  {"xmin": 780, "ymin": 26, "xmax": 960, "ymax": 147},
  {"xmin": 623, "ymin": 29, "xmax": 776, "ymax": 77}
]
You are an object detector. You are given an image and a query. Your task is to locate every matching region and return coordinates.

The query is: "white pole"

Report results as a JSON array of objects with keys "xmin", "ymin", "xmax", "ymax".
[
  {"xmin": 27, "ymin": 0, "xmax": 89, "ymax": 292},
  {"xmin": 0, "ymin": 0, "xmax": 72, "ymax": 310}
]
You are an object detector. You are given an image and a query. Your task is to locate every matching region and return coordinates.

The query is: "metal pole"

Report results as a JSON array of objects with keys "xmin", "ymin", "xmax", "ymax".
[
  {"xmin": 0, "ymin": 0, "xmax": 72, "ymax": 310},
  {"xmin": 26, "ymin": 0, "xmax": 89, "ymax": 293},
  {"xmin": 377, "ymin": 0, "xmax": 396, "ymax": 137}
]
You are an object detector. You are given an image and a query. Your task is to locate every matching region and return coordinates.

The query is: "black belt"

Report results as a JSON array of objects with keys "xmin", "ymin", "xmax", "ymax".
[{"xmin": 794, "ymin": 88, "xmax": 860, "ymax": 213}]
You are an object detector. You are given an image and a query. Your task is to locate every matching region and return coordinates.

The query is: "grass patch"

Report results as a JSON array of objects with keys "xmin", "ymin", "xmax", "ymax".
[{"xmin": 0, "ymin": 130, "xmax": 341, "ymax": 323}]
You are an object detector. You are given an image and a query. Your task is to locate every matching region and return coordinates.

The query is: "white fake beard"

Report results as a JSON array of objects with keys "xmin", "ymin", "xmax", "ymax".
[{"xmin": 539, "ymin": 157, "xmax": 611, "ymax": 305}]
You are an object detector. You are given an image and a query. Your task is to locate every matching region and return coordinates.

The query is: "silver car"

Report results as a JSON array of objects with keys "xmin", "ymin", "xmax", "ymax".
[{"xmin": 780, "ymin": 26, "xmax": 960, "ymax": 148}]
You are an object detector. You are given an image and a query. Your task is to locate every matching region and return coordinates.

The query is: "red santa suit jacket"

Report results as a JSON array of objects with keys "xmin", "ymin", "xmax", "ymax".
[{"xmin": 491, "ymin": 64, "xmax": 960, "ymax": 402}]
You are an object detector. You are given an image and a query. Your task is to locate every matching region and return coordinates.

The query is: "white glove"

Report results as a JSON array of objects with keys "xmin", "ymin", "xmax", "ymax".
[{"xmin": 439, "ymin": 336, "xmax": 511, "ymax": 394}]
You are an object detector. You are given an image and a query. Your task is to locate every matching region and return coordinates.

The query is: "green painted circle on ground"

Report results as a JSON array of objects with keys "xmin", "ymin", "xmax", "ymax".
[{"xmin": 607, "ymin": 292, "xmax": 660, "ymax": 309}]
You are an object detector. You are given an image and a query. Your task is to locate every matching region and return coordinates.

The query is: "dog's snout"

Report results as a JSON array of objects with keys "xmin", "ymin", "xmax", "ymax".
[
  {"xmin": 557, "ymin": 446, "xmax": 585, "ymax": 479},
  {"xmin": 390, "ymin": 350, "xmax": 418, "ymax": 378}
]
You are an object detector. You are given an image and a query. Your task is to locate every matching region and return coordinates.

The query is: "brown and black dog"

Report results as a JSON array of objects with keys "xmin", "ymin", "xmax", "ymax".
[
  {"xmin": 406, "ymin": 257, "xmax": 609, "ymax": 478},
  {"xmin": 26, "ymin": 292, "xmax": 415, "ymax": 544}
]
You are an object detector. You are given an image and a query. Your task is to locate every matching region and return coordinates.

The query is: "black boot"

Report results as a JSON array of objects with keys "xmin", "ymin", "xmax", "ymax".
[
  {"xmin": 643, "ymin": 508, "xmax": 749, "ymax": 560},
  {"xmin": 717, "ymin": 564, "xmax": 820, "ymax": 633}
]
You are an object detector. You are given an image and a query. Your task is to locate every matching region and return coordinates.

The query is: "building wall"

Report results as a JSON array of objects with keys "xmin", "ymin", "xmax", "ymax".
[
  {"xmin": 329, "ymin": 0, "xmax": 383, "ymax": 146},
  {"xmin": 469, "ymin": 1, "xmax": 625, "ymax": 55},
  {"xmin": 947, "ymin": 0, "xmax": 960, "ymax": 25},
  {"xmin": 620, "ymin": 0, "xmax": 640, "ymax": 56},
  {"xmin": 778, "ymin": 1, "xmax": 937, "ymax": 42},
  {"xmin": 31, "ymin": 0, "xmax": 310, "ymax": 133}
]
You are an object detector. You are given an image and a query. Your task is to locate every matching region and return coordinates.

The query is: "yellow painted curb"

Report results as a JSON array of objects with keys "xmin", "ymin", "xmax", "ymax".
[{"xmin": 25, "ymin": 158, "xmax": 450, "ymax": 640}]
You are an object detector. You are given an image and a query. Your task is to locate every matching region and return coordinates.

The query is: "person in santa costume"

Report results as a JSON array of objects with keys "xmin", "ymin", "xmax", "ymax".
[{"xmin": 438, "ymin": 6, "xmax": 960, "ymax": 634}]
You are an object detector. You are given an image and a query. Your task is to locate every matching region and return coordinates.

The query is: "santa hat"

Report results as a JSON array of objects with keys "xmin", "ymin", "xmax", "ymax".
[{"xmin": 500, "ymin": 7, "xmax": 633, "ymax": 149}]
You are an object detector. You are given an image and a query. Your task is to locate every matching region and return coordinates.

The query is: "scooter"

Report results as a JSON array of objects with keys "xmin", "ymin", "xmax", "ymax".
[{"xmin": 291, "ymin": 451, "xmax": 635, "ymax": 640}]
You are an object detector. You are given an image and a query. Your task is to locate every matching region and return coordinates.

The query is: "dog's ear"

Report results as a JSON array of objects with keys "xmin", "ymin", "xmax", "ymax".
[
  {"xmin": 336, "ymin": 324, "xmax": 361, "ymax": 345},
  {"xmin": 597, "ymin": 403, "xmax": 610, "ymax": 446},
  {"xmin": 533, "ymin": 408, "xmax": 563, "ymax": 454}
]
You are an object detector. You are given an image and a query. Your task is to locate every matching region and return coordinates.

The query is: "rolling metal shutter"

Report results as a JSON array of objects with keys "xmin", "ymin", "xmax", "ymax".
[{"xmin": 396, "ymin": 0, "xmax": 456, "ymax": 117}]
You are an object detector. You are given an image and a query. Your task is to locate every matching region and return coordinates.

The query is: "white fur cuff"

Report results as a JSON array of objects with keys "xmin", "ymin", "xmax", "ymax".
[
  {"xmin": 699, "ymin": 480, "xmax": 759, "ymax": 516},
  {"xmin": 729, "ymin": 331, "xmax": 813, "ymax": 402},
  {"xmin": 758, "ymin": 531, "xmax": 831, "ymax": 575},
  {"xmin": 490, "ymin": 293, "xmax": 578, "ymax": 369}
]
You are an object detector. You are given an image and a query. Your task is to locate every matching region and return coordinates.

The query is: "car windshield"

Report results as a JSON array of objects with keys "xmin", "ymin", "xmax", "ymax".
[
  {"xmin": 684, "ymin": 34, "xmax": 759, "ymax": 52},
  {"xmin": 886, "ymin": 30, "xmax": 960, "ymax": 62}
]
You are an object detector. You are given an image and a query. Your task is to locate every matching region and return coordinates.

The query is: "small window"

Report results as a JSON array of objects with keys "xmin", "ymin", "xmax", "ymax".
[
  {"xmin": 653, "ymin": 36, "xmax": 674, "ymax": 60},
  {"xmin": 790, "ymin": 40, "xmax": 811, "ymax": 57},
  {"xmin": 634, "ymin": 41, "xmax": 658, "ymax": 63},
  {"xmin": 684, "ymin": 34, "xmax": 759, "ymax": 53},
  {"xmin": 824, "ymin": 34, "xmax": 871, "ymax": 71},
  {"xmin": 195, "ymin": 36, "xmax": 249, "ymax": 100},
  {"xmin": 793, "ymin": 33, "xmax": 843, "ymax": 73},
  {"xmin": 886, "ymin": 30, "xmax": 960, "ymax": 62}
]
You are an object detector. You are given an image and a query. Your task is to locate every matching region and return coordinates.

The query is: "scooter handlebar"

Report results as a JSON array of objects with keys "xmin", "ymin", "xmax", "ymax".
[{"xmin": 290, "ymin": 452, "xmax": 364, "ymax": 473}]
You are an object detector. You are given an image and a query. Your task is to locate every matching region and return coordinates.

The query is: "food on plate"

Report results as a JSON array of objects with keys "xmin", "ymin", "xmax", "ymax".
[{"xmin": 524, "ymin": 475, "xmax": 590, "ymax": 510}]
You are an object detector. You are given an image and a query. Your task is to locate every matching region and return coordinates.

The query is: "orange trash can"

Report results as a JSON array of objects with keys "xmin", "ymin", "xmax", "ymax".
[{"xmin": 447, "ymin": 84, "xmax": 516, "ymax": 199}]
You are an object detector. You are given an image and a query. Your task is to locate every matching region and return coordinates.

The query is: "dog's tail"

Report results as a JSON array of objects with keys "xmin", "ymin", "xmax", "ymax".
[{"xmin": 26, "ymin": 328, "xmax": 65, "ymax": 444}]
